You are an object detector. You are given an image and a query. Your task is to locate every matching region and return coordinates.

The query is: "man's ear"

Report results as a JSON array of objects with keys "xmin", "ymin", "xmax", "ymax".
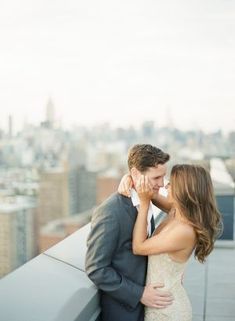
[{"xmin": 130, "ymin": 167, "xmax": 140, "ymax": 181}]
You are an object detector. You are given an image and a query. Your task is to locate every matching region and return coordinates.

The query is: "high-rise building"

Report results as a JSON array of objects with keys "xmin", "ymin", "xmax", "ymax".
[
  {"xmin": 8, "ymin": 115, "xmax": 13, "ymax": 138},
  {"xmin": 77, "ymin": 166, "xmax": 97, "ymax": 213},
  {"xmin": 0, "ymin": 200, "xmax": 37, "ymax": 278},
  {"xmin": 46, "ymin": 98, "xmax": 55, "ymax": 128},
  {"xmin": 96, "ymin": 169, "xmax": 121, "ymax": 205},
  {"xmin": 37, "ymin": 164, "xmax": 97, "ymax": 227},
  {"xmin": 41, "ymin": 97, "xmax": 55, "ymax": 129},
  {"xmin": 37, "ymin": 168, "xmax": 70, "ymax": 227}
]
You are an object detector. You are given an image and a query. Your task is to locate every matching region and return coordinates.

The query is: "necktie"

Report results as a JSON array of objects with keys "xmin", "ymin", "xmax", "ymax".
[{"xmin": 150, "ymin": 215, "xmax": 155, "ymax": 236}]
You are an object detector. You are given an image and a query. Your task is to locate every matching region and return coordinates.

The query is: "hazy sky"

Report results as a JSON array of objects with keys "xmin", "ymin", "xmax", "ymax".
[{"xmin": 0, "ymin": 0, "xmax": 235, "ymax": 133}]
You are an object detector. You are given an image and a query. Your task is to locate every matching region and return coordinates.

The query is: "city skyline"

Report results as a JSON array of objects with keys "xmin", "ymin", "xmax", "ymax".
[
  {"xmin": 0, "ymin": 0, "xmax": 235, "ymax": 134},
  {"xmin": 1, "ymin": 103, "xmax": 235, "ymax": 135}
]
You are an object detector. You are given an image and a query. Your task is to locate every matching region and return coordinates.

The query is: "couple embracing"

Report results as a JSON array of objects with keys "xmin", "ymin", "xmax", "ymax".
[{"xmin": 85, "ymin": 144, "xmax": 222, "ymax": 321}]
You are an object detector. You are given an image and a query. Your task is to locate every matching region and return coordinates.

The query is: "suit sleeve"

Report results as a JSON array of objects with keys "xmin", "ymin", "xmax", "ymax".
[{"xmin": 85, "ymin": 204, "xmax": 144, "ymax": 309}]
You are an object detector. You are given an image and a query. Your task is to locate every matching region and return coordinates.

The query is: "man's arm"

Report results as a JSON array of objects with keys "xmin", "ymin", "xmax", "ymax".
[{"xmin": 85, "ymin": 204, "xmax": 144, "ymax": 309}]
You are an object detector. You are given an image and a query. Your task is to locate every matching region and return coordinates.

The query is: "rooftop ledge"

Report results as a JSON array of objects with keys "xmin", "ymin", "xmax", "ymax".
[
  {"xmin": 0, "ymin": 223, "xmax": 235, "ymax": 321},
  {"xmin": 0, "ymin": 224, "xmax": 100, "ymax": 321}
]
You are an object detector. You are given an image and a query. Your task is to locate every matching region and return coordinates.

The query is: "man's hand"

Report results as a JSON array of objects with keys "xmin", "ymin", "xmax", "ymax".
[{"xmin": 140, "ymin": 283, "xmax": 174, "ymax": 308}]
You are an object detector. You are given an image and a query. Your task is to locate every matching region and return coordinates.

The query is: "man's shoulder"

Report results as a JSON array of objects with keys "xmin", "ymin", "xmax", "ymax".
[
  {"xmin": 102, "ymin": 192, "xmax": 133, "ymax": 207},
  {"xmin": 98, "ymin": 192, "xmax": 126, "ymax": 209},
  {"xmin": 94, "ymin": 192, "xmax": 133, "ymax": 216}
]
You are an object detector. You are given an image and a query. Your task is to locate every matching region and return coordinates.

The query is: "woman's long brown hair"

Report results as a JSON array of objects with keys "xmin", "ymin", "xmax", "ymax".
[{"xmin": 170, "ymin": 164, "xmax": 223, "ymax": 263}]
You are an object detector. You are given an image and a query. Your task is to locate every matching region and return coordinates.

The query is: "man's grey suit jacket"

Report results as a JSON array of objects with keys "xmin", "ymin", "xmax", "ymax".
[{"xmin": 85, "ymin": 192, "xmax": 147, "ymax": 321}]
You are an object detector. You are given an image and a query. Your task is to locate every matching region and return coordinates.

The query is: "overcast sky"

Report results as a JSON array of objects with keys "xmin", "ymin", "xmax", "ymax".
[{"xmin": 0, "ymin": 0, "xmax": 235, "ymax": 134}]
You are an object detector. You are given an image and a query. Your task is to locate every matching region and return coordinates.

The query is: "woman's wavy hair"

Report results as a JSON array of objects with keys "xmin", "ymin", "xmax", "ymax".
[{"xmin": 170, "ymin": 164, "xmax": 223, "ymax": 263}]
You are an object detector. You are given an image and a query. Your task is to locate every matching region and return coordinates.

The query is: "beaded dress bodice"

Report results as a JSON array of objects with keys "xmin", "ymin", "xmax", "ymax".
[{"xmin": 145, "ymin": 253, "xmax": 192, "ymax": 321}]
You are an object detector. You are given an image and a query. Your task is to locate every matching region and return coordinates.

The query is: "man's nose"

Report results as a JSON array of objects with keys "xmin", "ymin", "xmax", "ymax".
[{"xmin": 158, "ymin": 178, "xmax": 164, "ymax": 187}]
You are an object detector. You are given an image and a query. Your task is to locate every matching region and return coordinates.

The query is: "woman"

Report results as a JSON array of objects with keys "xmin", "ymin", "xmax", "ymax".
[{"xmin": 119, "ymin": 164, "xmax": 222, "ymax": 321}]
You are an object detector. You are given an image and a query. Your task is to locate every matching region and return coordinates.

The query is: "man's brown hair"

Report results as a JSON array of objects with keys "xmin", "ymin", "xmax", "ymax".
[{"xmin": 127, "ymin": 144, "xmax": 170, "ymax": 172}]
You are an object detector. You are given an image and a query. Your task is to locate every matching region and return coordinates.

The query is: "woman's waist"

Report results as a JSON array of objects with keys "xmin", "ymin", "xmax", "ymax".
[
  {"xmin": 146, "ymin": 274, "xmax": 184, "ymax": 291},
  {"xmin": 145, "ymin": 286, "xmax": 191, "ymax": 317}
]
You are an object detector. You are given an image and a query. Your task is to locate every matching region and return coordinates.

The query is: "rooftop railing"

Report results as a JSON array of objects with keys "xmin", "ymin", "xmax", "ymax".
[{"xmin": 0, "ymin": 224, "xmax": 100, "ymax": 321}]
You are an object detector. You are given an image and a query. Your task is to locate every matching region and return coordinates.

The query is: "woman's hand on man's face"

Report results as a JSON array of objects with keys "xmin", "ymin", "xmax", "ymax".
[{"xmin": 136, "ymin": 175, "xmax": 154, "ymax": 202}]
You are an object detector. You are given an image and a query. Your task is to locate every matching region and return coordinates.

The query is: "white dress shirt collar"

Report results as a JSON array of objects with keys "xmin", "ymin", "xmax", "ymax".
[{"xmin": 130, "ymin": 188, "xmax": 159, "ymax": 236}]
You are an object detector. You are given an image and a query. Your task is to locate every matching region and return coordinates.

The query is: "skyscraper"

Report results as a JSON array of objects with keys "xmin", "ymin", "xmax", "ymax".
[
  {"xmin": 0, "ymin": 200, "xmax": 37, "ymax": 278},
  {"xmin": 42, "ymin": 97, "xmax": 55, "ymax": 129},
  {"xmin": 37, "ymin": 168, "xmax": 70, "ymax": 227}
]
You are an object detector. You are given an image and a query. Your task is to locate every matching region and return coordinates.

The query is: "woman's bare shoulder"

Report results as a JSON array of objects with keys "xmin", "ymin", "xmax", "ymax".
[{"xmin": 173, "ymin": 220, "xmax": 196, "ymax": 242}]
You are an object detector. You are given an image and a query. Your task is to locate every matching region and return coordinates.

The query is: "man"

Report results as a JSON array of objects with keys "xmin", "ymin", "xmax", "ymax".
[{"xmin": 85, "ymin": 144, "xmax": 173, "ymax": 321}]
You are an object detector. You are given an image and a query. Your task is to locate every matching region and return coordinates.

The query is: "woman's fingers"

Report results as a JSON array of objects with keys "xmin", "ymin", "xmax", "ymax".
[
  {"xmin": 136, "ymin": 175, "xmax": 153, "ymax": 196},
  {"xmin": 137, "ymin": 175, "xmax": 145, "ymax": 193},
  {"xmin": 142, "ymin": 175, "xmax": 151, "ymax": 192}
]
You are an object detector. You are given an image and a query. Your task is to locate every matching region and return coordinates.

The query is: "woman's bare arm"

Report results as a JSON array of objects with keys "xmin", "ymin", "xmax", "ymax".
[
  {"xmin": 132, "ymin": 175, "xmax": 194, "ymax": 256},
  {"xmin": 118, "ymin": 173, "xmax": 173, "ymax": 213},
  {"xmin": 133, "ymin": 217, "xmax": 193, "ymax": 256}
]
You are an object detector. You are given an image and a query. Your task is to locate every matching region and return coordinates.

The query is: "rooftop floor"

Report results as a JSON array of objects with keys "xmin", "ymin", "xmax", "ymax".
[{"xmin": 184, "ymin": 241, "xmax": 235, "ymax": 321}]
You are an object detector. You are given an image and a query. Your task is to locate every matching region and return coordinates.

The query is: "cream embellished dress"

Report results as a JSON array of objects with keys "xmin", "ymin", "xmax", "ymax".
[{"xmin": 145, "ymin": 253, "xmax": 192, "ymax": 321}]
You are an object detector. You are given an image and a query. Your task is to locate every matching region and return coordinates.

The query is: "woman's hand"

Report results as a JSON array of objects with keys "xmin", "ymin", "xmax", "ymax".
[
  {"xmin": 118, "ymin": 173, "xmax": 133, "ymax": 197},
  {"xmin": 136, "ymin": 175, "xmax": 154, "ymax": 204}
]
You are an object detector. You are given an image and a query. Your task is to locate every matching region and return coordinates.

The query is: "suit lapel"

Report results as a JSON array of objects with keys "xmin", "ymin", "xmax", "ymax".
[{"xmin": 118, "ymin": 194, "xmax": 137, "ymax": 221}]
